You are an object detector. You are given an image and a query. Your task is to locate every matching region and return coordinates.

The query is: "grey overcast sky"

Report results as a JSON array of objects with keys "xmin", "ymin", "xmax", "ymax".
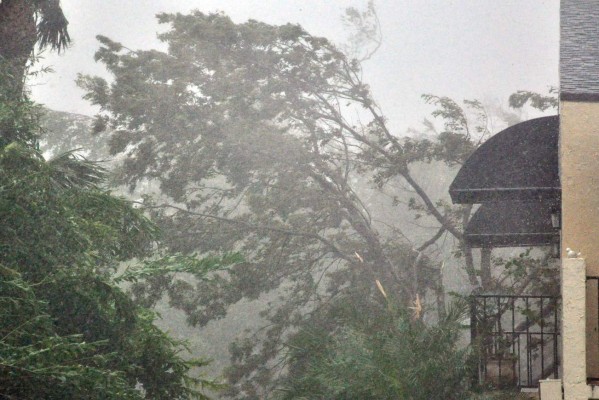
[{"xmin": 29, "ymin": 0, "xmax": 559, "ymax": 134}]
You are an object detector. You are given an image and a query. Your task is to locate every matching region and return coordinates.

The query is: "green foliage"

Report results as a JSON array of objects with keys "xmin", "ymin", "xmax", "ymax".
[
  {"xmin": 76, "ymin": 8, "xmax": 559, "ymax": 397},
  {"xmin": 419, "ymin": 94, "xmax": 488, "ymax": 166},
  {"xmin": 493, "ymin": 249, "xmax": 559, "ymax": 296},
  {"xmin": 0, "ymin": 266, "xmax": 141, "ymax": 399},
  {"xmin": 0, "ymin": 4, "xmax": 241, "ymax": 397},
  {"xmin": 0, "ymin": 109, "xmax": 219, "ymax": 398},
  {"xmin": 77, "ymin": 15, "xmax": 429, "ymax": 396},
  {"xmin": 115, "ymin": 253, "xmax": 243, "ymax": 285},
  {"xmin": 0, "ymin": 265, "xmax": 220, "ymax": 399},
  {"xmin": 508, "ymin": 88, "xmax": 558, "ymax": 112},
  {"xmin": 0, "ymin": 143, "xmax": 156, "ymax": 280},
  {"xmin": 34, "ymin": 0, "xmax": 71, "ymax": 53},
  {"xmin": 277, "ymin": 298, "xmax": 472, "ymax": 400},
  {"xmin": 74, "ymin": 10, "xmax": 501, "ymax": 396},
  {"xmin": 0, "ymin": 64, "xmax": 44, "ymax": 146}
]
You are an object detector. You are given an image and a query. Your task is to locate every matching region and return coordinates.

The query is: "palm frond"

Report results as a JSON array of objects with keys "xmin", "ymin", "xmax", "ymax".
[
  {"xmin": 36, "ymin": 0, "xmax": 70, "ymax": 52},
  {"xmin": 47, "ymin": 149, "xmax": 107, "ymax": 189}
]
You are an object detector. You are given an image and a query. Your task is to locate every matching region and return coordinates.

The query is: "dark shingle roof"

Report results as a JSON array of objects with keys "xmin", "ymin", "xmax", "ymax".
[
  {"xmin": 449, "ymin": 116, "xmax": 560, "ymax": 204},
  {"xmin": 561, "ymin": 0, "xmax": 599, "ymax": 100},
  {"xmin": 465, "ymin": 200, "xmax": 560, "ymax": 248}
]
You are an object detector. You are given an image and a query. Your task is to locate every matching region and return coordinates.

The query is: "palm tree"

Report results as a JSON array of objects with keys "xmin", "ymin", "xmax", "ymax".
[{"xmin": 0, "ymin": 0, "xmax": 70, "ymax": 99}]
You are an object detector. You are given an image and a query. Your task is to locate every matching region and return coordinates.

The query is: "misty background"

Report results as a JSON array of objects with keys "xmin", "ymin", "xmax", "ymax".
[
  {"xmin": 5, "ymin": 1, "xmax": 561, "ymax": 398},
  {"xmin": 30, "ymin": 0, "xmax": 558, "ymax": 132}
]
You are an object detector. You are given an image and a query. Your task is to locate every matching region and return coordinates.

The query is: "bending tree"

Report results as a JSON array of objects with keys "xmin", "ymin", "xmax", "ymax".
[{"xmin": 78, "ymin": 11, "xmax": 555, "ymax": 397}]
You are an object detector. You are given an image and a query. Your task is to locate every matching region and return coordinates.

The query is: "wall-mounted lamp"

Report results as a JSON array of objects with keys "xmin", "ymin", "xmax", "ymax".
[{"xmin": 550, "ymin": 207, "xmax": 561, "ymax": 229}]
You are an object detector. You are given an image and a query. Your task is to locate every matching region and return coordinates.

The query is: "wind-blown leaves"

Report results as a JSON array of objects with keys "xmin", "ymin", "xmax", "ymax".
[
  {"xmin": 76, "ymin": 12, "xmax": 463, "ymax": 397},
  {"xmin": 76, "ymin": 9, "xmax": 559, "ymax": 398},
  {"xmin": 115, "ymin": 252, "xmax": 243, "ymax": 284},
  {"xmin": 0, "ymin": 139, "xmax": 220, "ymax": 398},
  {"xmin": 508, "ymin": 88, "xmax": 558, "ymax": 112},
  {"xmin": 47, "ymin": 149, "xmax": 107, "ymax": 189},
  {"xmin": 278, "ymin": 298, "xmax": 472, "ymax": 400},
  {"xmin": 35, "ymin": 0, "xmax": 71, "ymax": 52},
  {"xmin": 0, "ymin": 267, "xmax": 141, "ymax": 399}
]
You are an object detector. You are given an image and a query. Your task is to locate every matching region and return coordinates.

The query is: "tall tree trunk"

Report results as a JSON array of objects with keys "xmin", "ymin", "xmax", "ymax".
[{"xmin": 0, "ymin": 0, "xmax": 37, "ymax": 100}]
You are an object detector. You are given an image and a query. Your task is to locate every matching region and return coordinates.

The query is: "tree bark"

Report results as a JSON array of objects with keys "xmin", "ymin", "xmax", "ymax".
[
  {"xmin": 464, "ymin": 245, "xmax": 479, "ymax": 288},
  {"xmin": 0, "ymin": 0, "xmax": 37, "ymax": 100}
]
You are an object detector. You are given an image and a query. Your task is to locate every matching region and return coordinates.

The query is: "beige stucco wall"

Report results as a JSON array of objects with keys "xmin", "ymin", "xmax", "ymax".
[
  {"xmin": 562, "ymin": 258, "xmax": 588, "ymax": 400},
  {"xmin": 561, "ymin": 100, "xmax": 599, "ymax": 383},
  {"xmin": 540, "ymin": 378, "xmax": 562, "ymax": 400},
  {"xmin": 561, "ymin": 101, "xmax": 599, "ymax": 276}
]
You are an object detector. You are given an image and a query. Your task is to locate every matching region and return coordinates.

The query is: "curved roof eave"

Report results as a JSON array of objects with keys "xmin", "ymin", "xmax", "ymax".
[
  {"xmin": 449, "ymin": 115, "xmax": 560, "ymax": 204},
  {"xmin": 464, "ymin": 200, "xmax": 560, "ymax": 248}
]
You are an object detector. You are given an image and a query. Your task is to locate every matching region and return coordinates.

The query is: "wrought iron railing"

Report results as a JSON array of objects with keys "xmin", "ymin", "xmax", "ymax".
[{"xmin": 470, "ymin": 294, "xmax": 560, "ymax": 389}]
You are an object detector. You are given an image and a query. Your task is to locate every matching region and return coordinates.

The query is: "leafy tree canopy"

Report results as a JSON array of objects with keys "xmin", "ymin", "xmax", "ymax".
[
  {"xmin": 278, "ymin": 298, "xmax": 471, "ymax": 400},
  {"xmin": 0, "ymin": 69, "xmax": 226, "ymax": 398},
  {"xmin": 78, "ymin": 10, "xmax": 557, "ymax": 397}
]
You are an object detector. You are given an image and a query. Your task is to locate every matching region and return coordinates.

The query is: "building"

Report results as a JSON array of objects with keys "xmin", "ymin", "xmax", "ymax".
[
  {"xmin": 551, "ymin": 1, "xmax": 599, "ymax": 398},
  {"xmin": 449, "ymin": 2, "xmax": 599, "ymax": 398}
]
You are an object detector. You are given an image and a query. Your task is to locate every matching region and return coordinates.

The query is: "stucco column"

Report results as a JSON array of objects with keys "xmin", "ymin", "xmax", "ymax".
[
  {"xmin": 562, "ymin": 257, "xmax": 587, "ymax": 400},
  {"xmin": 540, "ymin": 379, "xmax": 563, "ymax": 400}
]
